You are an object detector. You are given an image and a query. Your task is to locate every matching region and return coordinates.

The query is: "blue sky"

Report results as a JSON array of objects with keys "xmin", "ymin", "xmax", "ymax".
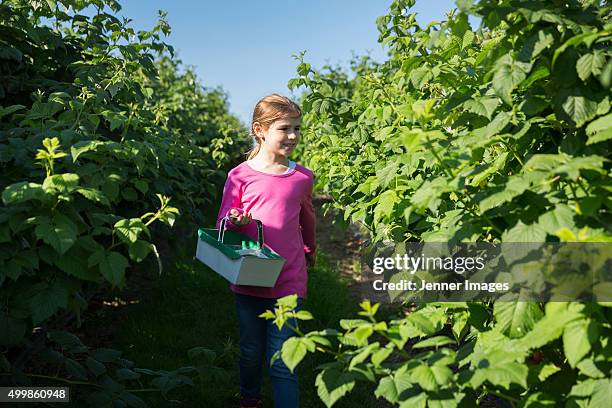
[{"xmin": 118, "ymin": 0, "xmax": 461, "ymax": 124}]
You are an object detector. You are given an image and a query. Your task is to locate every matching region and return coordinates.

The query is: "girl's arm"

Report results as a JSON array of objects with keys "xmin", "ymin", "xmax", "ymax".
[
  {"xmin": 300, "ymin": 178, "xmax": 317, "ymax": 263},
  {"xmin": 216, "ymin": 171, "xmax": 244, "ymax": 230}
]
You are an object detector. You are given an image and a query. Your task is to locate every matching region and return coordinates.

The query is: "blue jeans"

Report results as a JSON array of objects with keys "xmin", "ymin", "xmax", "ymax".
[{"xmin": 235, "ymin": 293, "xmax": 302, "ymax": 408}]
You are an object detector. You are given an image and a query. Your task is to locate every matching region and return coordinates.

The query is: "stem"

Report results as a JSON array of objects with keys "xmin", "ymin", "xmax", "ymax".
[
  {"xmin": 120, "ymin": 109, "xmax": 135, "ymax": 142},
  {"xmin": 483, "ymin": 387, "xmax": 519, "ymax": 405},
  {"xmin": 144, "ymin": 212, "xmax": 161, "ymax": 227},
  {"xmin": 575, "ymin": 177, "xmax": 590, "ymax": 197},
  {"xmin": 0, "ymin": 373, "xmax": 104, "ymax": 388},
  {"xmin": 499, "ymin": 140, "xmax": 524, "ymax": 166},
  {"xmin": 125, "ymin": 388, "xmax": 160, "ymax": 393}
]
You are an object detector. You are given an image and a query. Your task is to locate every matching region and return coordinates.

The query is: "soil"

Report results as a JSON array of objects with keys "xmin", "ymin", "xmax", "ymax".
[{"xmin": 312, "ymin": 196, "xmax": 388, "ymax": 304}]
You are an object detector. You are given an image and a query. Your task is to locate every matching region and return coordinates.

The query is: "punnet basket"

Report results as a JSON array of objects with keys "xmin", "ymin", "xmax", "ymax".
[{"xmin": 195, "ymin": 217, "xmax": 285, "ymax": 287}]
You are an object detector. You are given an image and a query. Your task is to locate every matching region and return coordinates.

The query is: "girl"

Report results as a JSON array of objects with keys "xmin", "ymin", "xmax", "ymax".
[{"xmin": 216, "ymin": 94, "xmax": 316, "ymax": 408}]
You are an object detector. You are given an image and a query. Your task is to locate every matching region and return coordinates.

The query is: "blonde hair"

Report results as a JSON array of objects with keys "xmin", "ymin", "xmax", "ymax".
[{"xmin": 247, "ymin": 93, "xmax": 301, "ymax": 160}]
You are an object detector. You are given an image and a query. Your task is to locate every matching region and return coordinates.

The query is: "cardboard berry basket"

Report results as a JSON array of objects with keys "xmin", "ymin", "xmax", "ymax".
[{"xmin": 195, "ymin": 217, "xmax": 285, "ymax": 287}]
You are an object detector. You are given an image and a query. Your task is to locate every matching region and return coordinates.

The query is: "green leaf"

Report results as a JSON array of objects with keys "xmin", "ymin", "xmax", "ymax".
[
  {"xmin": 294, "ymin": 310, "xmax": 313, "ymax": 321},
  {"xmin": 121, "ymin": 393, "xmax": 147, "ymax": 408},
  {"xmin": 554, "ymin": 87, "xmax": 599, "ymax": 128},
  {"xmin": 410, "ymin": 178, "xmax": 449, "ymax": 213},
  {"xmin": 494, "ymin": 302, "xmax": 543, "ymax": 338},
  {"xmin": 281, "ymin": 337, "xmax": 308, "ymax": 373},
  {"xmin": 371, "ymin": 346, "xmax": 394, "ymax": 367},
  {"xmin": 65, "ymin": 358, "xmax": 88, "ymax": 381},
  {"xmin": 600, "ymin": 57, "xmax": 612, "ymax": 88},
  {"xmin": 472, "ymin": 111, "xmax": 512, "ymax": 139},
  {"xmin": 56, "ymin": 244, "xmax": 100, "ymax": 281},
  {"xmin": 537, "ymin": 364, "xmax": 561, "ymax": 382},
  {"xmin": 45, "ymin": 0, "xmax": 57, "ymax": 12},
  {"xmin": 85, "ymin": 357, "xmax": 106, "ymax": 376},
  {"xmin": 128, "ymin": 240, "xmax": 152, "ymax": 262},
  {"xmin": 34, "ymin": 214, "xmax": 78, "ymax": 255},
  {"xmin": 353, "ymin": 324, "xmax": 374, "ymax": 346},
  {"xmin": 479, "ymin": 172, "xmax": 536, "ymax": 213},
  {"xmin": 42, "ymin": 173, "xmax": 80, "ymax": 194},
  {"xmin": 576, "ymin": 51, "xmax": 605, "ymax": 82},
  {"xmin": 121, "ymin": 187, "xmax": 138, "ymax": 201},
  {"xmin": 517, "ymin": 303, "xmax": 581, "ymax": 350},
  {"xmin": 522, "ymin": 64, "xmax": 551, "ymax": 91},
  {"xmin": 91, "ymin": 348, "xmax": 122, "ymax": 363},
  {"xmin": 412, "ymin": 335, "xmax": 455, "ymax": 349},
  {"xmin": 133, "ymin": 180, "xmax": 149, "ymax": 194},
  {"xmin": 576, "ymin": 359, "xmax": 605, "ymax": 378},
  {"xmin": 452, "ymin": 310, "xmax": 469, "ymax": 341},
  {"xmin": 410, "ymin": 66, "xmax": 433, "ymax": 90},
  {"xmin": 2, "ymin": 182, "xmax": 45, "ymax": 205},
  {"xmin": 590, "ymin": 379, "xmax": 612, "ymax": 408},
  {"xmin": 0, "ymin": 312, "xmax": 27, "ymax": 346},
  {"xmin": 376, "ymin": 160, "xmax": 400, "ymax": 189},
  {"xmin": 114, "ymin": 218, "xmax": 147, "ymax": 244},
  {"xmin": 399, "ymin": 393, "xmax": 428, "ymax": 408},
  {"xmin": 70, "ymin": 140, "xmax": 104, "ymax": 162},
  {"xmin": 102, "ymin": 180, "xmax": 120, "ymax": 202},
  {"xmin": 0, "ymin": 223, "xmax": 9, "ymax": 243},
  {"xmin": 374, "ymin": 190, "xmax": 399, "ymax": 221},
  {"xmin": 48, "ymin": 331, "xmax": 85, "ymax": 352},
  {"xmin": 471, "ymin": 152, "xmax": 508, "ymax": 187},
  {"xmin": 349, "ymin": 343, "xmax": 379, "ymax": 370},
  {"xmin": 462, "ymin": 30, "xmax": 474, "ymax": 49},
  {"xmin": 316, "ymin": 368, "xmax": 356, "ymax": 408},
  {"xmin": 552, "ymin": 31, "xmax": 599, "ymax": 67},
  {"xmin": 0, "ymin": 104, "xmax": 26, "ymax": 119},
  {"xmin": 471, "ymin": 358, "xmax": 528, "ymax": 389},
  {"xmin": 277, "ymin": 294, "xmax": 298, "ymax": 309},
  {"xmin": 569, "ymin": 379, "xmax": 597, "ymax": 397},
  {"xmin": 410, "ymin": 364, "xmax": 438, "ymax": 391},
  {"xmin": 116, "ymin": 368, "xmax": 140, "ymax": 381},
  {"xmin": 563, "ymin": 318, "xmax": 598, "ymax": 368},
  {"xmin": 537, "ymin": 205, "xmax": 574, "ymax": 236},
  {"xmin": 77, "ymin": 188, "xmax": 110, "ymax": 206},
  {"xmin": 375, "ymin": 376, "xmax": 400, "ymax": 404},
  {"xmin": 30, "ymin": 282, "xmax": 69, "ymax": 325},
  {"xmin": 586, "ymin": 113, "xmax": 612, "ymax": 145},
  {"xmin": 99, "ymin": 252, "xmax": 129, "ymax": 287},
  {"xmin": 502, "ymin": 221, "xmax": 546, "ymax": 242},
  {"xmin": 553, "ymin": 155, "xmax": 606, "ymax": 180},
  {"xmin": 523, "ymin": 392, "xmax": 557, "ymax": 407},
  {"xmin": 493, "ymin": 54, "xmax": 531, "ymax": 105},
  {"xmin": 519, "ymin": 30, "xmax": 554, "ymax": 61},
  {"xmin": 463, "ymin": 97, "xmax": 499, "ymax": 120}
]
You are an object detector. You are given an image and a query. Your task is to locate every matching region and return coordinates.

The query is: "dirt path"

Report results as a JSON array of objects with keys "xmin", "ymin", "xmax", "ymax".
[{"xmin": 313, "ymin": 196, "xmax": 388, "ymax": 304}]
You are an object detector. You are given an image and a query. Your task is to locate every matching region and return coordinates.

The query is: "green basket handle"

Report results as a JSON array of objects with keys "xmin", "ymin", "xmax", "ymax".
[{"xmin": 218, "ymin": 217, "xmax": 264, "ymax": 249}]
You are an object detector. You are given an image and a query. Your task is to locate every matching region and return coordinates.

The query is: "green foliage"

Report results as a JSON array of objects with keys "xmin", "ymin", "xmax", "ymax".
[
  {"xmin": 285, "ymin": 0, "xmax": 612, "ymax": 406},
  {"xmin": 291, "ymin": 0, "xmax": 611, "ymax": 244},
  {"xmin": 36, "ymin": 330, "xmax": 223, "ymax": 406},
  {"xmin": 0, "ymin": 0, "xmax": 248, "ymax": 399},
  {"xmin": 264, "ymin": 296, "xmax": 612, "ymax": 407}
]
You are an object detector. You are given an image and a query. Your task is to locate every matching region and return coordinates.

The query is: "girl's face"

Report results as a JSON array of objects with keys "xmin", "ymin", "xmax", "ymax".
[{"xmin": 258, "ymin": 116, "xmax": 301, "ymax": 158}]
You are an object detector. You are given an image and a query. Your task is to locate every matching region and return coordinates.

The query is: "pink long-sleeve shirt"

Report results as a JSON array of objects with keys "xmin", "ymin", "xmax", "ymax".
[{"xmin": 216, "ymin": 161, "xmax": 316, "ymax": 298}]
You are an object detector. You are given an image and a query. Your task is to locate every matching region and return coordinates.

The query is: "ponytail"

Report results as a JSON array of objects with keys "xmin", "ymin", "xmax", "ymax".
[{"xmin": 247, "ymin": 140, "xmax": 261, "ymax": 160}]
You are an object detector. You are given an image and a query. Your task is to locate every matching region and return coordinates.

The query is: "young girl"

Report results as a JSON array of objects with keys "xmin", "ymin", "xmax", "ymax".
[{"xmin": 216, "ymin": 94, "xmax": 316, "ymax": 408}]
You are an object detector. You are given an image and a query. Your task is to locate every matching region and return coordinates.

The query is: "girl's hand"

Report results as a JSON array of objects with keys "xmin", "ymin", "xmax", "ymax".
[
  {"xmin": 306, "ymin": 252, "xmax": 316, "ymax": 268},
  {"xmin": 229, "ymin": 208, "xmax": 252, "ymax": 226}
]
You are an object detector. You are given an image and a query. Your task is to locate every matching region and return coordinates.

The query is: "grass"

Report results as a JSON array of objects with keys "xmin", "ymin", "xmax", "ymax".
[{"xmin": 81, "ymin": 227, "xmax": 392, "ymax": 407}]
